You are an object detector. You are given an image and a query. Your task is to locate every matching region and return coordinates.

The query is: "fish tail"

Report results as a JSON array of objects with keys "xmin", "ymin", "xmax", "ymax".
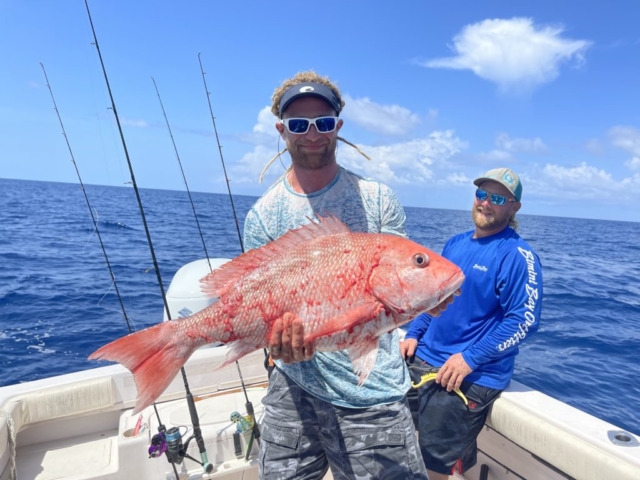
[{"xmin": 89, "ymin": 321, "xmax": 195, "ymax": 414}]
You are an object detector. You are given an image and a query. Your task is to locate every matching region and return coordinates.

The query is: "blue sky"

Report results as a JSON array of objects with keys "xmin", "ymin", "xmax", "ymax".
[{"xmin": 2, "ymin": 0, "xmax": 639, "ymax": 222}]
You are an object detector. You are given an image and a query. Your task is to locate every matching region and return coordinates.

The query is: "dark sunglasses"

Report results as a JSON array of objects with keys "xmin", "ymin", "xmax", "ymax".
[
  {"xmin": 280, "ymin": 116, "xmax": 339, "ymax": 134},
  {"xmin": 475, "ymin": 189, "xmax": 517, "ymax": 206}
]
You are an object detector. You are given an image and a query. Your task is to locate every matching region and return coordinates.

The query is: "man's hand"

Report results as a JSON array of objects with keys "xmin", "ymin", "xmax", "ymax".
[
  {"xmin": 426, "ymin": 288, "xmax": 461, "ymax": 317},
  {"xmin": 269, "ymin": 312, "xmax": 315, "ymax": 364},
  {"xmin": 399, "ymin": 338, "xmax": 418, "ymax": 360},
  {"xmin": 436, "ymin": 353, "xmax": 472, "ymax": 392}
]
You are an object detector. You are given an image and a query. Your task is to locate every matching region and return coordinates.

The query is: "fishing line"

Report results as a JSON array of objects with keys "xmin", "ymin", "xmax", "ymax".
[
  {"xmin": 39, "ymin": 62, "xmax": 133, "ymax": 334},
  {"xmin": 151, "ymin": 76, "xmax": 212, "ymax": 272},
  {"xmin": 84, "ymin": 0, "xmax": 213, "ymax": 475},
  {"xmin": 197, "ymin": 53, "xmax": 262, "ymax": 449},
  {"xmin": 81, "ymin": 15, "xmax": 125, "ymax": 186}
]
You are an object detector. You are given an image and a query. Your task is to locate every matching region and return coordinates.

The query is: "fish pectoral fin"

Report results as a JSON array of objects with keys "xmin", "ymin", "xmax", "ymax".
[
  {"xmin": 216, "ymin": 340, "xmax": 261, "ymax": 370},
  {"xmin": 305, "ymin": 301, "xmax": 385, "ymax": 343},
  {"xmin": 348, "ymin": 338, "xmax": 380, "ymax": 386}
]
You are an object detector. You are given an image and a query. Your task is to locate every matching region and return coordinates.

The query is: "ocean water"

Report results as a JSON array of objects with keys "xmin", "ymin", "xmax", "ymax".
[{"xmin": 1, "ymin": 177, "xmax": 639, "ymax": 436}]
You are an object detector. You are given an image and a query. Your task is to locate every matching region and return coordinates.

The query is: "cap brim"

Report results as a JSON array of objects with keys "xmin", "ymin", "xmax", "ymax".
[{"xmin": 473, "ymin": 177, "xmax": 499, "ymax": 187}]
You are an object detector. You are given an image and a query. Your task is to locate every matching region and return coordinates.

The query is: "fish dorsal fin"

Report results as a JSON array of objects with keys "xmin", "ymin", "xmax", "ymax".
[{"xmin": 200, "ymin": 214, "xmax": 351, "ymax": 298}]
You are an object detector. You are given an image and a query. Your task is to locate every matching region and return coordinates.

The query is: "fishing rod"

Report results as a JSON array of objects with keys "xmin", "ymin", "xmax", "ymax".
[
  {"xmin": 83, "ymin": 0, "xmax": 213, "ymax": 475},
  {"xmin": 197, "ymin": 53, "xmax": 244, "ymax": 253},
  {"xmin": 40, "ymin": 62, "xmax": 133, "ymax": 335},
  {"xmin": 198, "ymin": 53, "xmax": 271, "ymax": 460},
  {"xmin": 197, "ymin": 53, "xmax": 262, "ymax": 456},
  {"xmin": 151, "ymin": 76, "xmax": 212, "ymax": 272}
]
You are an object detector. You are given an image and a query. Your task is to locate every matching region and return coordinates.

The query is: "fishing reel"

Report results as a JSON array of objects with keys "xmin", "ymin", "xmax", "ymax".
[
  {"xmin": 148, "ymin": 425, "xmax": 214, "ymax": 473},
  {"xmin": 148, "ymin": 426, "xmax": 184, "ymax": 464},
  {"xmin": 148, "ymin": 431, "xmax": 168, "ymax": 458}
]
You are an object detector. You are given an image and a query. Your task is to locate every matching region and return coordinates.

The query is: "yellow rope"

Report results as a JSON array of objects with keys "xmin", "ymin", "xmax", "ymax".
[{"xmin": 411, "ymin": 372, "xmax": 469, "ymax": 406}]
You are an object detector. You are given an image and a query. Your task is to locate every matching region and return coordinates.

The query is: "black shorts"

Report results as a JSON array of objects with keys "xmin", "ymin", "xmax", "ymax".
[{"xmin": 408, "ymin": 357, "xmax": 502, "ymax": 475}]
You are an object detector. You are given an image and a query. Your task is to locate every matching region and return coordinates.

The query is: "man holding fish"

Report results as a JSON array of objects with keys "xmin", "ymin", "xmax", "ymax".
[
  {"xmin": 243, "ymin": 71, "xmax": 455, "ymax": 479},
  {"xmin": 401, "ymin": 168, "xmax": 543, "ymax": 480},
  {"xmin": 90, "ymin": 70, "xmax": 462, "ymax": 478}
]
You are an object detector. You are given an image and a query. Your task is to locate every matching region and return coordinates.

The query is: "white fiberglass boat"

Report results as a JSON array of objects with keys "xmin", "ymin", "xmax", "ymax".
[{"xmin": 1, "ymin": 259, "xmax": 639, "ymax": 480}]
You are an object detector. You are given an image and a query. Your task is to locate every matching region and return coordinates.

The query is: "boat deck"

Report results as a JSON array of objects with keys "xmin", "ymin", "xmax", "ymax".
[{"xmin": 2, "ymin": 347, "xmax": 640, "ymax": 480}]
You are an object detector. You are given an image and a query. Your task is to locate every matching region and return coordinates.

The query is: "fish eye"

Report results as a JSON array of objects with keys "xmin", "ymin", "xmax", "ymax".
[{"xmin": 412, "ymin": 253, "xmax": 429, "ymax": 268}]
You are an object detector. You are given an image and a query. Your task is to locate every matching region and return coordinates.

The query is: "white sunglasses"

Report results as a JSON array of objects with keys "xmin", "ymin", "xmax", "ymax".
[{"xmin": 280, "ymin": 116, "xmax": 339, "ymax": 134}]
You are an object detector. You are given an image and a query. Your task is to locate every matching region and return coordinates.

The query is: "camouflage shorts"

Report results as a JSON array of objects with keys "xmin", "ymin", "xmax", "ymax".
[
  {"xmin": 408, "ymin": 358, "xmax": 502, "ymax": 475},
  {"xmin": 259, "ymin": 367, "xmax": 428, "ymax": 480}
]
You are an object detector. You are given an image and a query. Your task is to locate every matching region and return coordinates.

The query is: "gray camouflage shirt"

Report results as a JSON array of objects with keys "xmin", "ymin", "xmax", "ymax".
[{"xmin": 243, "ymin": 166, "xmax": 411, "ymax": 407}]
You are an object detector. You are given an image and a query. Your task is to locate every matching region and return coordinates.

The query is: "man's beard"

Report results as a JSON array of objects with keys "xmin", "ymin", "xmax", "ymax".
[
  {"xmin": 290, "ymin": 143, "xmax": 335, "ymax": 170},
  {"xmin": 472, "ymin": 207, "xmax": 511, "ymax": 232}
]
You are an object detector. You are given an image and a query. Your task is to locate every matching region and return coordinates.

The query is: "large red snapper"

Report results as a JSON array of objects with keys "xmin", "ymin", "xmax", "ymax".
[{"xmin": 89, "ymin": 215, "xmax": 464, "ymax": 413}]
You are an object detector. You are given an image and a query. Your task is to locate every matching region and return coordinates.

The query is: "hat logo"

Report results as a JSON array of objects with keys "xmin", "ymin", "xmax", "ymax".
[
  {"xmin": 299, "ymin": 86, "xmax": 314, "ymax": 92},
  {"xmin": 503, "ymin": 173, "xmax": 515, "ymax": 185}
]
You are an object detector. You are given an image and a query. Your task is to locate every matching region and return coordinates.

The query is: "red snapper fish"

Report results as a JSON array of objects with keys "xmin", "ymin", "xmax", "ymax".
[{"xmin": 89, "ymin": 215, "xmax": 465, "ymax": 413}]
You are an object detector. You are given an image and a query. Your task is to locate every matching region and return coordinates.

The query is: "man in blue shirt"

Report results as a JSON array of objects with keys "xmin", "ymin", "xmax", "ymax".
[
  {"xmin": 401, "ymin": 168, "xmax": 543, "ymax": 479},
  {"xmin": 244, "ymin": 71, "xmax": 431, "ymax": 479}
]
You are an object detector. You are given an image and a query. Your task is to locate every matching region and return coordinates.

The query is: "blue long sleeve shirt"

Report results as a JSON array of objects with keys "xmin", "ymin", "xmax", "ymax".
[{"xmin": 405, "ymin": 227, "xmax": 543, "ymax": 390}]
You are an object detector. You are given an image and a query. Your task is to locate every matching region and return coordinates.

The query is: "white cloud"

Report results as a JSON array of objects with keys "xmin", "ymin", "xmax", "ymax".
[
  {"xmin": 421, "ymin": 18, "xmax": 591, "ymax": 93},
  {"xmin": 444, "ymin": 172, "xmax": 472, "ymax": 185},
  {"xmin": 341, "ymin": 94, "xmax": 420, "ymax": 136},
  {"xmin": 476, "ymin": 133, "xmax": 546, "ymax": 163},
  {"xmin": 609, "ymin": 126, "xmax": 640, "ymax": 172},
  {"xmin": 608, "ymin": 125, "xmax": 640, "ymax": 157},
  {"xmin": 233, "ymin": 144, "xmax": 281, "ymax": 184},
  {"xmin": 338, "ymin": 130, "xmax": 466, "ymax": 184},
  {"xmin": 495, "ymin": 133, "xmax": 547, "ymax": 153},
  {"xmin": 252, "ymin": 106, "xmax": 280, "ymax": 137},
  {"xmin": 542, "ymin": 162, "xmax": 614, "ymax": 186},
  {"xmin": 235, "ymin": 106, "xmax": 281, "ymax": 146},
  {"xmin": 621, "ymin": 172, "xmax": 640, "ymax": 188},
  {"xmin": 532, "ymin": 162, "xmax": 637, "ymax": 200},
  {"xmin": 626, "ymin": 157, "xmax": 640, "ymax": 171}
]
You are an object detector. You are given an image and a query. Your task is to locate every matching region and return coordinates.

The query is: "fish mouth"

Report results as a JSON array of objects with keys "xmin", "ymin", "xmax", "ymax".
[
  {"xmin": 434, "ymin": 271, "xmax": 466, "ymax": 308},
  {"xmin": 450, "ymin": 271, "xmax": 466, "ymax": 292}
]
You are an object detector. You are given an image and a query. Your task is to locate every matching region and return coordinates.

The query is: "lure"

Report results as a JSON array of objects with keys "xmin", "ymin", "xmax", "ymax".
[{"xmin": 230, "ymin": 411, "xmax": 254, "ymax": 434}]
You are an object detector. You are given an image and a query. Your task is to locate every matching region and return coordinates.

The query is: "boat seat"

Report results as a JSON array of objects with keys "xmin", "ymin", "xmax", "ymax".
[
  {"xmin": 485, "ymin": 382, "xmax": 640, "ymax": 480},
  {"xmin": 2, "ymin": 377, "xmax": 114, "ymax": 434}
]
